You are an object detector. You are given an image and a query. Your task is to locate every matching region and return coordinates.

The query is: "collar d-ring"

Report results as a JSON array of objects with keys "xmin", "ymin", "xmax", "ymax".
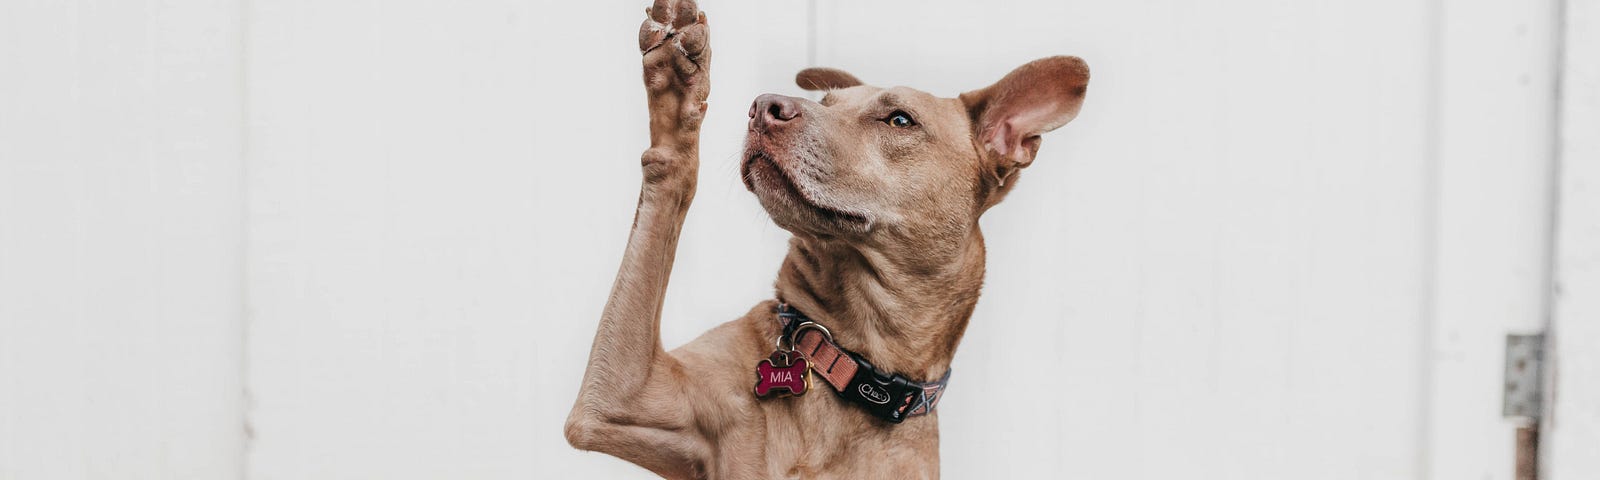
[{"xmin": 778, "ymin": 321, "xmax": 833, "ymax": 352}]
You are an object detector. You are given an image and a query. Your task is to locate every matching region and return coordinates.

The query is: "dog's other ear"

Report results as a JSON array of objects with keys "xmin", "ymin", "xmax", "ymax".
[
  {"xmin": 795, "ymin": 67, "xmax": 863, "ymax": 91},
  {"xmin": 961, "ymin": 56, "xmax": 1089, "ymax": 178}
]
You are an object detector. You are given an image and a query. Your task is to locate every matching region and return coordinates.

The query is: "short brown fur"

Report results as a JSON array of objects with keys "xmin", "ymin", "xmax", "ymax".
[{"xmin": 567, "ymin": 2, "xmax": 1090, "ymax": 478}]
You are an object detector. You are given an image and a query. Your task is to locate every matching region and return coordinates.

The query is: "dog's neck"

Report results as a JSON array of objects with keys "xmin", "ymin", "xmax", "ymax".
[{"xmin": 773, "ymin": 229, "xmax": 986, "ymax": 381}]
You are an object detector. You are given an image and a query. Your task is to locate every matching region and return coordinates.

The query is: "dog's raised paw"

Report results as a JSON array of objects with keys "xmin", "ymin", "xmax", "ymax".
[
  {"xmin": 639, "ymin": 0, "xmax": 709, "ymax": 97},
  {"xmin": 635, "ymin": 0, "xmax": 709, "ymax": 185},
  {"xmin": 638, "ymin": 0, "xmax": 699, "ymax": 53}
]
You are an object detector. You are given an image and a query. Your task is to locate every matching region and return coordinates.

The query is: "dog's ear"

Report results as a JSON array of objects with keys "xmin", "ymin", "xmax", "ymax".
[
  {"xmin": 795, "ymin": 67, "xmax": 863, "ymax": 91},
  {"xmin": 960, "ymin": 56, "xmax": 1089, "ymax": 180}
]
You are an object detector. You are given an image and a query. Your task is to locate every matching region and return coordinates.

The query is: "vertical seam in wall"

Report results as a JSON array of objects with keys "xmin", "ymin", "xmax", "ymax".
[
  {"xmin": 1539, "ymin": 0, "xmax": 1569, "ymax": 442},
  {"xmin": 237, "ymin": 0, "xmax": 252, "ymax": 477},
  {"xmin": 1417, "ymin": 0, "xmax": 1443, "ymax": 478}
]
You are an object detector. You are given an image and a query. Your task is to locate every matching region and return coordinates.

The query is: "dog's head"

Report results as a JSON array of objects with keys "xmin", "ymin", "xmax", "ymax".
[{"xmin": 741, "ymin": 56, "xmax": 1089, "ymax": 249}]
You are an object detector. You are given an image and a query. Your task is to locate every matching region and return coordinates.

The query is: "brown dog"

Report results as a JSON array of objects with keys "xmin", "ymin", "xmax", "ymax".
[{"xmin": 566, "ymin": 1, "xmax": 1089, "ymax": 478}]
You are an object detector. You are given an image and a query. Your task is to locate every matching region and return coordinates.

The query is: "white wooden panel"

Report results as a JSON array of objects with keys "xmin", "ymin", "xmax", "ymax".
[
  {"xmin": 1427, "ymin": 1, "xmax": 1560, "ymax": 479},
  {"xmin": 244, "ymin": 1, "xmax": 805, "ymax": 478},
  {"xmin": 0, "ymin": 0, "xmax": 1577, "ymax": 478},
  {"xmin": 0, "ymin": 0, "xmax": 245, "ymax": 479},
  {"xmin": 1546, "ymin": 0, "xmax": 1600, "ymax": 477},
  {"xmin": 812, "ymin": 1, "xmax": 1433, "ymax": 478}
]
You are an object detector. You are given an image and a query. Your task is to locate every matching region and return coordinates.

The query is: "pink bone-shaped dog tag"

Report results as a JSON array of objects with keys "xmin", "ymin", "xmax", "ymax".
[{"xmin": 754, "ymin": 350, "xmax": 810, "ymax": 397}]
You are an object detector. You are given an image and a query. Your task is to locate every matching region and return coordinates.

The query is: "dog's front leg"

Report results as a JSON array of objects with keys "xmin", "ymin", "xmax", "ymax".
[{"xmin": 566, "ymin": 1, "xmax": 713, "ymax": 478}]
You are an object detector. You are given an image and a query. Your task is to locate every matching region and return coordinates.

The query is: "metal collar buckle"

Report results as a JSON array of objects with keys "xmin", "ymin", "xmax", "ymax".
[{"xmin": 777, "ymin": 320, "xmax": 832, "ymax": 352}]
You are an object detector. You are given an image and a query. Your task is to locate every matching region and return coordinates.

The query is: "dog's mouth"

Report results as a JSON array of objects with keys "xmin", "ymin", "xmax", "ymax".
[{"xmin": 741, "ymin": 152, "xmax": 871, "ymax": 230}]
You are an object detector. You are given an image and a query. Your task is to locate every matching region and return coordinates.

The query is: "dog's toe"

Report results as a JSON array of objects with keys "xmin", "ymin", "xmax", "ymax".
[
  {"xmin": 674, "ymin": 21, "xmax": 708, "ymax": 64},
  {"xmin": 671, "ymin": 0, "xmax": 697, "ymax": 29},
  {"xmin": 638, "ymin": 19, "xmax": 667, "ymax": 54}
]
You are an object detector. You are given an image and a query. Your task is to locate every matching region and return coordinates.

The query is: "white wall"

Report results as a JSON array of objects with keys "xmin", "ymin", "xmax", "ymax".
[
  {"xmin": 0, "ymin": 1, "xmax": 244, "ymax": 479},
  {"xmin": 1428, "ymin": 0, "xmax": 1562, "ymax": 479},
  {"xmin": 1, "ymin": 0, "xmax": 1591, "ymax": 479},
  {"xmin": 1546, "ymin": 0, "xmax": 1600, "ymax": 477}
]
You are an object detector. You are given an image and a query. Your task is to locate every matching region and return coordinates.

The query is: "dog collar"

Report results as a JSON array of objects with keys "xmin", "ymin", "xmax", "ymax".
[{"xmin": 761, "ymin": 302, "xmax": 951, "ymax": 423}]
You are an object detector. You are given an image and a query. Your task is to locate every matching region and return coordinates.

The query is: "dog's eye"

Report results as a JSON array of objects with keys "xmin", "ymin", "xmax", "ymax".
[{"xmin": 884, "ymin": 111, "xmax": 916, "ymax": 128}]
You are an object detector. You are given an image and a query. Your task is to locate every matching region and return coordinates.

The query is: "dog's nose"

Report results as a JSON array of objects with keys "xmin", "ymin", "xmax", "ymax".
[{"xmin": 749, "ymin": 94, "xmax": 802, "ymax": 132}]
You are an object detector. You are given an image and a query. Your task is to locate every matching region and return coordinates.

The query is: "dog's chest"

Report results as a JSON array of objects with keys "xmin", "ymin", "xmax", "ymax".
[{"xmin": 732, "ymin": 389, "xmax": 941, "ymax": 479}]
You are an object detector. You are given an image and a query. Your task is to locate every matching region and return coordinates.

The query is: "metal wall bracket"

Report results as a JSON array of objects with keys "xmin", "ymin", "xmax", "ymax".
[{"xmin": 1503, "ymin": 333, "xmax": 1545, "ymax": 419}]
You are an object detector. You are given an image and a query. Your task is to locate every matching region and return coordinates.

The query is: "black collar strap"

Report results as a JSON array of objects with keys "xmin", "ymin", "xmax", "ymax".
[{"xmin": 775, "ymin": 303, "xmax": 951, "ymax": 423}]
